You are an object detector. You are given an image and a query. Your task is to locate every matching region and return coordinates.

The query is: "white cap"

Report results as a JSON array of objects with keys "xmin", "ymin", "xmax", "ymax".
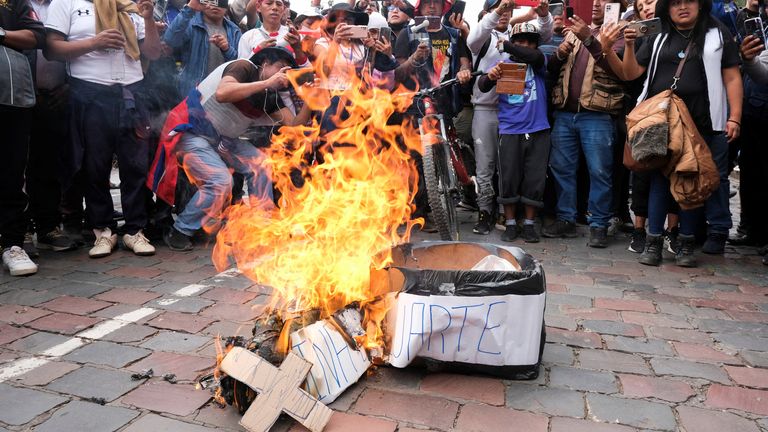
[{"xmin": 367, "ymin": 12, "xmax": 390, "ymax": 29}]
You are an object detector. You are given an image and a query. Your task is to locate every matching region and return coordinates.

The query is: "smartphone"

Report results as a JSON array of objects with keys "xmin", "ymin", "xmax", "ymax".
[
  {"xmin": 549, "ymin": 2, "xmax": 564, "ymax": 16},
  {"xmin": 287, "ymin": 69, "xmax": 316, "ymax": 86},
  {"xmin": 442, "ymin": 0, "xmax": 466, "ymax": 26},
  {"xmin": 200, "ymin": 0, "xmax": 228, "ymax": 8},
  {"xmin": 347, "ymin": 25, "xmax": 370, "ymax": 39},
  {"xmin": 744, "ymin": 17, "xmax": 766, "ymax": 44},
  {"xmin": 415, "ymin": 15, "xmax": 443, "ymax": 31},
  {"xmin": 626, "ymin": 17, "xmax": 662, "ymax": 37},
  {"xmin": 566, "ymin": 6, "xmax": 574, "ymax": 18},
  {"xmin": 604, "ymin": 3, "xmax": 620, "ymax": 25},
  {"xmin": 378, "ymin": 27, "xmax": 393, "ymax": 43},
  {"xmin": 153, "ymin": 0, "xmax": 167, "ymax": 21},
  {"xmin": 516, "ymin": 0, "xmax": 540, "ymax": 6}
]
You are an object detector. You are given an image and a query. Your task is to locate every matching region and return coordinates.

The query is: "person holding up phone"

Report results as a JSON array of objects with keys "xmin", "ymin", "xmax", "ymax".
[
  {"xmin": 543, "ymin": 0, "xmax": 628, "ymax": 248},
  {"xmin": 620, "ymin": 0, "xmax": 742, "ymax": 265},
  {"xmin": 163, "ymin": 0, "xmax": 241, "ymax": 97}
]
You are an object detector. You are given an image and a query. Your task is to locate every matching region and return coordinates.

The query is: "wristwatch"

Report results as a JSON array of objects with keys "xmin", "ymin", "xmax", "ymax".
[
  {"xmin": 583, "ymin": 35, "xmax": 594, "ymax": 47},
  {"xmin": 0, "ymin": 27, "xmax": 6, "ymax": 46}
]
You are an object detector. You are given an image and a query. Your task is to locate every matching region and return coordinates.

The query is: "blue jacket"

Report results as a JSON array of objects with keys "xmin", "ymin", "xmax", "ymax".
[{"xmin": 164, "ymin": 6, "xmax": 241, "ymax": 96}]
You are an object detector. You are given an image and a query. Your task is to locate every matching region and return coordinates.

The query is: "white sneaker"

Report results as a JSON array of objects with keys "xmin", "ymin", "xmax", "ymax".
[
  {"xmin": 89, "ymin": 230, "xmax": 117, "ymax": 258},
  {"xmin": 2, "ymin": 246, "xmax": 38, "ymax": 276},
  {"xmin": 123, "ymin": 231, "xmax": 155, "ymax": 256}
]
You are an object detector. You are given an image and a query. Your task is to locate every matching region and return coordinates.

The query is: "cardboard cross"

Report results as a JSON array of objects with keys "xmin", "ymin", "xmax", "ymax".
[{"xmin": 219, "ymin": 347, "xmax": 333, "ymax": 432}]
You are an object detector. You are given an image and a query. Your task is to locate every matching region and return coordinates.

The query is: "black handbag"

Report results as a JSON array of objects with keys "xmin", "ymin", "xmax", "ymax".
[{"xmin": 0, "ymin": 46, "xmax": 36, "ymax": 108}]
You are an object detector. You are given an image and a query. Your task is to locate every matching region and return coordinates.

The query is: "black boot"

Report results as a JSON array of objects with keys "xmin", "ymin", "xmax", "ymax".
[
  {"xmin": 473, "ymin": 210, "xmax": 491, "ymax": 235},
  {"xmin": 675, "ymin": 234, "xmax": 698, "ymax": 267},
  {"xmin": 639, "ymin": 234, "xmax": 663, "ymax": 266}
]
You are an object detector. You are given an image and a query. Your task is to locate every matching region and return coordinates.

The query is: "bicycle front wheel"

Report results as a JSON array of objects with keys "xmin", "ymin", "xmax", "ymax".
[{"xmin": 422, "ymin": 140, "xmax": 460, "ymax": 241}]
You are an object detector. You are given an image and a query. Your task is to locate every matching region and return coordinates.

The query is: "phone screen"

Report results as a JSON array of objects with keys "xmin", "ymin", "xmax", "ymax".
[
  {"xmin": 745, "ymin": 17, "xmax": 766, "ymax": 44},
  {"xmin": 550, "ymin": 2, "xmax": 564, "ymax": 16},
  {"xmin": 566, "ymin": 6, "xmax": 574, "ymax": 18}
]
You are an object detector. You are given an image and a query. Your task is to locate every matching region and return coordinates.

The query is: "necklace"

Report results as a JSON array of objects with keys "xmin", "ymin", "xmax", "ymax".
[{"xmin": 672, "ymin": 25, "xmax": 694, "ymax": 59}]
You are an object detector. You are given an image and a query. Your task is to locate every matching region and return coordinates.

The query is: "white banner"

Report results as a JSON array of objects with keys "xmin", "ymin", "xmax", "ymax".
[
  {"xmin": 290, "ymin": 320, "xmax": 370, "ymax": 403},
  {"xmin": 386, "ymin": 292, "xmax": 545, "ymax": 368}
]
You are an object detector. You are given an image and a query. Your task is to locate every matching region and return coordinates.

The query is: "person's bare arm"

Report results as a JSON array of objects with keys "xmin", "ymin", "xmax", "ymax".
[
  {"xmin": 45, "ymin": 30, "xmax": 125, "ymax": 61},
  {"xmin": 722, "ymin": 65, "xmax": 743, "ymax": 143},
  {"xmin": 2, "ymin": 29, "xmax": 38, "ymax": 50},
  {"xmin": 137, "ymin": 0, "xmax": 162, "ymax": 60},
  {"xmin": 620, "ymin": 27, "xmax": 646, "ymax": 81},
  {"xmin": 214, "ymin": 66, "xmax": 290, "ymax": 103}
]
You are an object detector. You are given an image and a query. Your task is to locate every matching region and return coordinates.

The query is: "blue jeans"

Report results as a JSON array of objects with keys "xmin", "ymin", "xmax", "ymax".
[
  {"xmin": 646, "ymin": 133, "xmax": 732, "ymax": 236},
  {"xmin": 549, "ymin": 111, "xmax": 615, "ymax": 227},
  {"xmin": 174, "ymin": 133, "xmax": 273, "ymax": 236}
]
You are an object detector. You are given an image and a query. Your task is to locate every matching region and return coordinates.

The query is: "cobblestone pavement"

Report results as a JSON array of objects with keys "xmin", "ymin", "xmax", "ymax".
[{"xmin": 0, "ymin": 206, "xmax": 766, "ymax": 432}]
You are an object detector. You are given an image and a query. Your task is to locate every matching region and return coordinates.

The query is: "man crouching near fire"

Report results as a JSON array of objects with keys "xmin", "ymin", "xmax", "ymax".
[{"xmin": 148, "ymin": 46, "xmax": 313, "ymax": 251}]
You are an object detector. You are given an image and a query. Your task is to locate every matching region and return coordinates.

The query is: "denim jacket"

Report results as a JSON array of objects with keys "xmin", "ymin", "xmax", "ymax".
[{"xmin": 164, "ymin": 6, "xmax": 241, "ymax": 96}]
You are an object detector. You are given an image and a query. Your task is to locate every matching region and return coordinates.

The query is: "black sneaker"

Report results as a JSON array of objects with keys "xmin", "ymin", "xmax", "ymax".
[
  {"xmin": 521, "ymin": 224, "xmax": 540, "ymax": 243},
  {"xmin": 702, "ymin": 232, "xmax": 727, "ymax": 255},
  {"xmin": 473, "ymin": 211, "xmax": 491, "ymax": 235},
  {"xmin": 588, "ymin": 226, "xmax": 608, "ymax": 248},
  {"xmin": 37, "ymin": 227, "xmax": 78, "ymax": 252},
  {"xmin": 501, "ymin": 224, "xmax": 519, "ymax": 242},
  {"xmin": 542, "ymin": 219, "xmax": 578, "ymax": 238},
  {"xmin": 639, "ymin": 234, "xmax": 663, "ymax": 266},
  {"xmin": 164, "ymin": 226, "xmax": 193, "ymax": 251},
  {"xmin": 663, "ymin": 227, "xmax": 680, "ymax": 256},
  {"xmin": 628, "ymin": 228, "xmax": 646, "ymax": 253},
  {"xmin": 675, "ymin": 234, "xmax": 698, "ymax": 267}
]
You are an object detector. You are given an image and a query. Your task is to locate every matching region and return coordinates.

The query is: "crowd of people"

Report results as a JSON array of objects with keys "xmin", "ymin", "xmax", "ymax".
[{"xmin": 1, "ymin": 0, "xmax": 767, "ymax": 277}]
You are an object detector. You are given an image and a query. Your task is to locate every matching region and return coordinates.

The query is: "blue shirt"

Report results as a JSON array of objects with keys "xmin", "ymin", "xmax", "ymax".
[{"xmin": 497, "ymin": 62, "xmax": 550, "ymax": 135}]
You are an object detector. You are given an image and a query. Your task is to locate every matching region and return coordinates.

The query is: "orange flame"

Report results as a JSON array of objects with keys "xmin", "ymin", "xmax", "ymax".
[{"xmin": 211, "ymin": 56, "xmax": 422, "ymax": 350}]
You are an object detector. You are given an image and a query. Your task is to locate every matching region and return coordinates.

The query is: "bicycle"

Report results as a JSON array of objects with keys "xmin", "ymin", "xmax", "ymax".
[{"xmin": 410, "ymin": 72, "xmax": 481, "ymax": 241}]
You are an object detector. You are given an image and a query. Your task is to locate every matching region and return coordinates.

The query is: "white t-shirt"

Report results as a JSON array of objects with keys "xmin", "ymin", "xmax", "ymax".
[
  {"xmin": 45, "ymin": 0, "xmax": 146, "ymax": 86},
  {"xmin": 237, "ymin": 25, "xmax": 290, "ymax": 59}
]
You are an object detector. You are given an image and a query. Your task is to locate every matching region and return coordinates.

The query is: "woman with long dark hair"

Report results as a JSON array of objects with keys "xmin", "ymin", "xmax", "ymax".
[{"xmin": 618, "ymin": 0, "xmax": 742, "ymax": 267}]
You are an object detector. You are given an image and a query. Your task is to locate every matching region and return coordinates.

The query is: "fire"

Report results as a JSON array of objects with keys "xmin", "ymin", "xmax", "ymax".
[{"xmin": 211, "ymin": 57, "xmax": 423, "ymax": 350}]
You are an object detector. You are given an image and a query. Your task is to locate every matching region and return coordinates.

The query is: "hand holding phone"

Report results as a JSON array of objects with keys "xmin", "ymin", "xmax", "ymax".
[
  {"xmin": 625, "ymin": 18, "xmax": 662, "ymax": 38},
  {"xmin": 346, "ymin": 25, "xmax": 370, "ymax": 39},
  {"xmin": 744, "ymin": 17, "xmax": 766, "ymax": 44},
  {"xmin": 550, "ymin": 2, "xmax": 564, "ymax": 16}
]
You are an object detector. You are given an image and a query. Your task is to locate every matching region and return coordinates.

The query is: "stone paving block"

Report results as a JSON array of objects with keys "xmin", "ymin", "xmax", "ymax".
[
  {"xmin": 14, "ymin": 361, "xmax": 81, "ymax": 386},
  {"xmin": 697, "ymin": 319, "xmax": 767, "ymax": 335},
  {"xmin": 650, "ymin": 358, "xmax": 730, "ymax": 383},
  {"xmin": 291, "ymin": 412, "xmax": 397, "ymax": 432},
  {"xmin": 677, "ymin": 405, "xmax": 760, "ymax": 432},
  {"xmin": 544, "ymin": 314, "xmax": 578, "ymax": 331},
  {"xmin": 201, "ymin": 320, "xmax": 253, "ymax": 338},
  {"xmin": 726, "ymin": 311, "xmax": 768, "ymax": 323},
  {"xmin": 0, "ymin": 305, "xmax": 51, "ymax": 324},
  {"xmin": 199, "ymin": 303, "xmax": 262, "ymax": 322},
  {"xmin": 594, "ymin": 298, "xmax": 656, "ymax": 313},
  {"xmin": 201, "ymin": 274, "xmax": 253, "ymax": 290},
  {"xmin": 454, "ymin": 404, "xmax": 548, "ymax": 432},
  {"xmin": 741, "ymin": 350, "xmax": 768, "ymax": 368},
  {"xmin": 505, "ymin": 385, "xmax": 585, "ymax": 418},
  {"xmin": 550, "ymin": 417, "xmax": 636, "ymax": 432},
  {"xmin": 560, "ymin": 307, "xmax": 620, "ymax": 321},
  {"xmin": 94, "ymin": 288, "xmax": 162, "ymax": 305},
  {"xmin": 63, "ymin": 340, "xmax": 151, "ymax": 368},
  {"xmin": 107, "ymin": 266, "xmax": 166, "ymax": 279},
  {"xmin": 582, "ymin": 320, "xmax": 645, "ymax": 337},
  {"xmin": 35, "ymin": 400, "xmax": 139, "ymax": 432},
  {"xmin": 122, "ymin": 413, "xmax": 218, "ymax": 432},
  {"xmin": 327, "ymin": 381, "xmax": 364, "ymax": 412},
  {"xmin": 102, "ymin": 276, "xmax": 162, "ymax": 289},
  {"xmin": 647, "ymin": 326, "xmax": 712, "ymax": 344},
  {"xmin": 47, "ymin": 365, "xmax": 141, "ymax": 402},
  {"xmin": 38, "ymin": 296, "xmax": 113, "ymax": 315},
  {"xmin": 586, "ymin": 393, "xmax": 676, "ymax": 431},
  {"xmin": 542, "ymin": 343, "xmax": 575, "ymax": 366},
  {"xmin": 121, "ymin": 381, "xmax": 211, "ymax": 417},
  {"xmin": 617, "ymin": 374, "xmax": 695, "ymax": 402},
  {"xmin": 354, "ymin": 389, "xmax": 459, "ymax": 430},
  {"xmin": 148, "ymin": 281, "xmax": 196, "ymax": 295},
  {"xmin": 9, "ymin": 331, "xmax": 73, "ymax": 354},
  {"xmin": 108, "ymin": 256, "xmax": 163, "ymax": 267},
  {"xmin": 0, "ymin": 323, "xmax": 34, "ymax": 344},
  {"xmin": 549, "ymin": 366, "xmax": 618, "ymax": 393},
  {"xmin": 60, "ymin": 271, "xmax": 114, "ymax": 284},
  {"xmin": 567, "ymin": 286, "xmax": 623, "ymax": 299},
  {"xmin": 0, "ymin": 383, "xmax": 68, "ymax": 425},
  {"xmin": 194, "ymin": 403, "xmax": 243, "ymax": 431},
  {"xmin": 100, "ymin": 323, "xmax": 158, "ymax": 343},
  {"xmin": 546, "ymin": 328, "xmax": 602, "ymax": 348},
  {"xmin": 603, "ymin": 336, "xmax": 674, "ymax": 356},
  {"xmin": 621, "ymin": 311, "xmax": 693, "ymax": 329},
  {"xmin": 27, "ymin": 312, "xmax": 101, "ymax": 335},
  {"xmin": 71, "ymin": 262, "xmax": 119, "ymax": 273},
  {"xmin": 672, "ymin": 341, "xmax": 741, "ymax": 364},
  {"xmin": 578, "ymin": 349, "xmax": 650, "ymax": 375},
  {"xmin": 127, "ymin": 351, "xmax": 214, "ymax": 381},
  {"xmin": 92, "ymin": 304, "xmax": 161, "ymax": 322},
  {"xmin": 367, "ymin": 367, "xmax": 425, "ymax": 391},
  {"xmin": 140, "ymin": 331, "xmax": 211, "ymax": 353},
  {"xmin": 0, "ymin": 289, "xmax": 60, "ymax": 306},
  {"xmin": 714, "ymin": 333, "xmax": 768, "ymax": 352},
  {"xmin": 547, "ymin": 293, "xmax": 593, "ymax": 308},
  {"xmin": 705, "ymin": 384, "xmax": 768, "ymax": 415},
  {"xmin": 46, "ymin": 281, "xmax": 112, "ymax": 297},
  {"xmin": 146, "ymin": 297, "xmax": 214, "ymax": 313},
  {"xmin": 724, "ymin": 366, "xmax": 768, "ymax": 389},
  {"xmin": 200, "ymin": 287, "xmax": 259, "ymax": 304},
  {"xmin": 691, "ymin": 298, "xmax": 758, "ymax": 312},
  {"xmin": 419, "ymin": 373, "xmax": 505, "ymax": 405},
  {"xmin": 147, "ymin": 311, "xmax": 216, "ymax": 333}
]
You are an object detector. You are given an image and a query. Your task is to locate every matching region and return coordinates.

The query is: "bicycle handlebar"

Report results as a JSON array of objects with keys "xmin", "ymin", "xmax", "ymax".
[{"xmin": 411, "ymin": 71, "xmax": 483, "ymax": 99}]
